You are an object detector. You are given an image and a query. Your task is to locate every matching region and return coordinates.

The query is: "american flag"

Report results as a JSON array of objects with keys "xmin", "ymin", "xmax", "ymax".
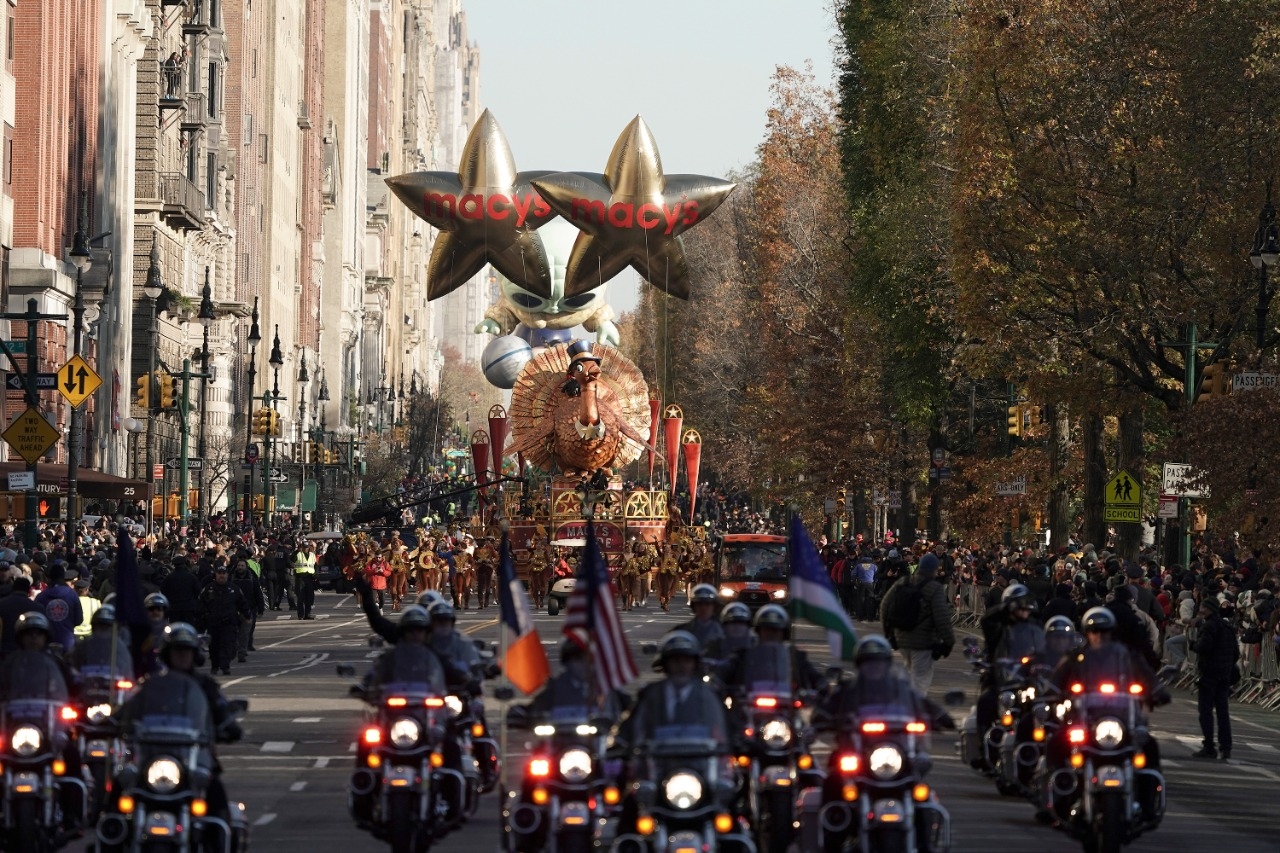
[{"xmin": 563, "ymin": 518, "xmax": 637, "ymax": 693}]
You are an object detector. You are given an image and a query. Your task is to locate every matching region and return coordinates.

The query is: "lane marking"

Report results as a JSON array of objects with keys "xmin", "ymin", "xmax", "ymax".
[
  {"xmin": 289, "ymin": 781, "xmax": 307, "ymax": 792},
  {"xmin": 314, "ymin": 757, "xmax": 330, "ymax": 769},
  {"xmin": 1246, "ymin": 741, "xmax": 1278, "ymax": 753},
  {"xmin": 266, "ymin": 652, "xmax": 330, "ymax": 679},
  {"xmin": 463, "ymin": 618, "xmax": 498, "ymax": 635},
  {"xmin": 292, "ymin": 717, "xmax": 322, "ymax": 724},
  {"xmin": 348, "ymin": 741, "xmax": 357, "ymax": 753},
  {"xmin": 261, "ymin": 741, "xmax": 296, "ymax": 753},
  {"xmin": 253, "ymin": 813, "xmax": 277, "ymax": 826},
  {"xmin": 259, "ymin": 617, "xmax": 364, "ymax": 649},
  {"xmin": 221, "ymin": 675, "xmax": 256, "ymax": 688}
]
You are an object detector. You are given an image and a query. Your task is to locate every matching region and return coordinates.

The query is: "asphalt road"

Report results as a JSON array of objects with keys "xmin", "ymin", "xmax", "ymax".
[{"xmin": 65, "ymin": 590, "xmax": 1280, "ymax": 852}]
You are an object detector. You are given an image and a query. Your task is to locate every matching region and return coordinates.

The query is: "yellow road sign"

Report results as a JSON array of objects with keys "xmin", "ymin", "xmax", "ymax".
[
  {"xmin": 2, "ymin": 407, "xmax": 60, "ymax": 464},
  {"xmin": 1103, "ymin": 470, "xmax": 1141, "ymax": 507},
  {"xmin": 57, "ymin": 354, "xmax": 102, "ymax": 408},
  {"xmin": 1104, "ymin": 506, "xmax": 1142, "ymax": 523}
]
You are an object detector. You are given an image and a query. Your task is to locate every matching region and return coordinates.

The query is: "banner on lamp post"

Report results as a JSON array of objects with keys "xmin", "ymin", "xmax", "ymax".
[{"xmin": 470, "ymin": 429, "xmax": 491, "ymax": 491}]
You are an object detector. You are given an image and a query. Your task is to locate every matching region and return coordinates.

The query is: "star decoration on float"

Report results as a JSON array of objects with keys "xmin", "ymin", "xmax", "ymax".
[
  {"xmin": 385, "ymin": 109, "xmax": 557, "ymax": 299},
  {"xmin": 530, "ymin": 116, "xmax": 736, "ymax": 300}
]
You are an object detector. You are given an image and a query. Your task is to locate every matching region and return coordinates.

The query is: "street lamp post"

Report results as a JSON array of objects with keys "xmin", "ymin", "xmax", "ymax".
[
  {"xmin": 1250, "ymin": 180, "xmax": 1280, "ymax": 352},
  {"xmin": 267, "ymin": 326, "xmax": 284, "ymax": 526},
  {"xmin": 242, "ymin": 298, "xmax": 261, "ymax": 525},
  {"xmin": 197, "ymin": 269, "xmax": 215, "ymax": 525},
  {"xmin": 314, "ymin": 371, "xmax": 329, "ymax": 530},
  {"xmin": 65, "ymin": 205, "xmax": 94, "ymax": 543},
  {"xmin": 142, "ymin": 242, "xmax": 165, "ymax": 534},
  {"xmin": 297, "ymin": 352, "xmax": 309, "ymax": 522}
]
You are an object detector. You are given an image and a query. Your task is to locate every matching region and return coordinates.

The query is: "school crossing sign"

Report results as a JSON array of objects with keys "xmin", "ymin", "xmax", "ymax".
[{"xmin": 1103, "ymin": 469, "xmax": 1142, "ymax": 524}]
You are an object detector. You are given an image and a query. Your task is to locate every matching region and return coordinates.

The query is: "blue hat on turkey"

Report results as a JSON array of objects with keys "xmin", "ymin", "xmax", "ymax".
[{"xmin": 566, "ymin": 339, "xmax": 600, "ymax": 368}]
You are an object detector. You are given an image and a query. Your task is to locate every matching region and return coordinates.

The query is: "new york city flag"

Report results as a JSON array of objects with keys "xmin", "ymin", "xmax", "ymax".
[{"xmin": 497, "ymin": 532, "xmax": 550, "ymax": 694}]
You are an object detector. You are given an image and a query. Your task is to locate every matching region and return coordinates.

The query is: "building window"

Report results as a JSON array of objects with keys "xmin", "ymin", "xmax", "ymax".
[
  {"xmin": 208, "ymin": 63, "xmax": 219, "ymax": 118},
  {"xmin": 206, "ymin": 152, "xmax": 216, "ymax": 210},
  {"xmin": 3, "ymin": 124, "xmax": 11, "ymax": 186},
  {"xmin": 6, "ymin": 16, "xmax": 13, "ymax": 63}
]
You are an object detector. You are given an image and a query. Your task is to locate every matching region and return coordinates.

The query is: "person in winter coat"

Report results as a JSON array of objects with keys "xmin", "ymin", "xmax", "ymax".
[
  {"xmin": 231, "ymin": 558, "xmax": 264, "ymax": 662},
  {"xmin": 1191, "ymin": 598, "xmax": 1238, "ymax": 759},
  {"xmin": 34, "ymin": 562, "xmax": 82, "ymax": 650},
  {"xmin": 160, "ymin": 556, "xmax": 203, "ymax": 628},
  {"xmin": 364, "ymin": 549, "xmax": 389, "ymax": 610},
  {"xmin": 199, "ymin": 566, "xmax": 250, "ymax": 676},
  {"xmin": 880, "ymin": 552, "xmax": 954, "ymax": 694}
]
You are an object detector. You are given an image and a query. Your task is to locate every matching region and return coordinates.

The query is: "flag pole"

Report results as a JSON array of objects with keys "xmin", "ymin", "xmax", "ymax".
[{"xmin": 497, "ymin": 522, "xmax": 512, "ymax": 800}]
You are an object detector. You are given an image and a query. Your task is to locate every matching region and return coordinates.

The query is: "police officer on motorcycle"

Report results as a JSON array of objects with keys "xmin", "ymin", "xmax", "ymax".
[
  {"xmin": 68, "ymin": 604, "xmax": 134, "ymax": 683},
  {"xmin": 121, "ymin": 623, "xmax": 243, "ymax": 819},
  {"xmin": 704, "ymin": 601, "xmax": 755, "ymax": 675},
  {"xmin": 677, "ymin": 584, "xmax": 725, "ymax": 651},
  {"xmin": 523, "ymin": 639, "xmax": 626, "ymax": 720},
  {"xmin": 974, "ymin": 583, "xmax": 1047, "ymax": 753},
  {"xmin": 721, "ymin": 604, "xmax": 823, "ymax": 694},
  {"xmin": 1042, "ymin": 607, "xmax": 1169, "ymax": 820}
]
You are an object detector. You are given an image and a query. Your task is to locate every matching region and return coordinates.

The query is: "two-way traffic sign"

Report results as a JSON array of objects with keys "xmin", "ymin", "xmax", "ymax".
[{"xmin": 57, "ymin": 355, "xmax": 101, "ymax": 408}]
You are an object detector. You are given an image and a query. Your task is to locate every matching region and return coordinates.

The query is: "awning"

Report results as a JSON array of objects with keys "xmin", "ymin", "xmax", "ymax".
[{"xmin": 0, "ymin": 462, "xmax": 152, "ymax": 501}]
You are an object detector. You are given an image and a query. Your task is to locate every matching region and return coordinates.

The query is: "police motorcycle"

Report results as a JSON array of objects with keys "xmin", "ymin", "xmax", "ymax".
[
  {"xmin": 611, "ymin": 631, "xmax": 756, "ymax": 853},
  {"xmin": 0, "ymin": 641, "xmax": 88, "ymax": 851},
  {"xmin": 800, "ymin": 637, "xmax": 953, "ymax": 853},
  {"xmin": 94, "ymin": 671, "xmax": 249, "ymax": 853},
  {"xmin": 341, "ymin": 621, "xmax": 469, "ymax": 850},
  {"xmin": 503, "ymin": 705, "xmax": 614, "ymax": 853},
  {"xmin": 958, "ymin": 638, "xmax": 1055, "ymax": 796},
  {"xmin": 74, "ymin": 662, "xmax": 135, "ymax": 821},
  {"xmin": 723, "ymin": 644, "xmax": 819, "ymax": 853},
  {"xmin": 1037, "ymin": 614, "xmax": 1166, "ymax": 853}
]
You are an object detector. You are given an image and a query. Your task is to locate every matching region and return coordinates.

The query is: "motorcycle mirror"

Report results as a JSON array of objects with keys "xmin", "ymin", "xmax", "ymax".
[
  {"xmin": 825, "ymin": 665, "xmax": 844, "ymax": 682},
  {"xmin": 963, "ymin": 637, "xmax": 979, "ymax": 651},
  {"xmin": 336, "ymin": 664, "xmax": 356, "ymax": 677},
  {"xmin": 472, "ymin": 639, "xmax": 487, "ymax": 652},
  {"xmin": 348, "ymin": 685, "xmax": 367, "ymax": 700},
  {"xmin": 943, "ymin": 689, "xmax": 967, "ymax": 707},
  {"xmin": 368, "ymin": 636, "xmax": 385, "ymax": 649},
  {"xmin": 493, "ymin": 685, "xmax": 515, "ymax": 701},
  {"xmin": 640, "ymin": 642, "xmax": 658, "ymax": 656},
  {"xmin": 228, "ymin": 699, "xmax": 249, "ymax": 714}
]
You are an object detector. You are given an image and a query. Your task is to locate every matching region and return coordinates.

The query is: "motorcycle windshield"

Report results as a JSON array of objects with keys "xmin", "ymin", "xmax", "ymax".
[
  {"xmin": 851, "ymin": 665, "xmax": 920, "ymax": 712},
  {"xmin": 546, "ymin": 705, "xmax": 592, "ymax": 725},
  {"xmin": 125, "ymin": 672, "xmax": 213, "ymax": 743},
  {"xmin": 740, "ymin": 644, "xmax": 793, "ymax": 700},
  {"xmin": 0, "ymin": 650, "xmax": 69, "ymax": 705},
  {"xmin": 379, "ymin": 644, "xmax": 446, "ymax": 694}
]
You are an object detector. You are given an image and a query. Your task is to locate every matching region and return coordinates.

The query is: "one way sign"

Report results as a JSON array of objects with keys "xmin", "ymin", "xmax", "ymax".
[{"xmin": 4, "ymin": 373, "xmax": 58, "ymax": 392}]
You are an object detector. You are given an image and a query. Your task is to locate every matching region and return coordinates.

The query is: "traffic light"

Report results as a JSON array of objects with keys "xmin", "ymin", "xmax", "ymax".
[
  {"xmin": 269, "ymin": 410, "xmax": 282, "ymax": 437},
  {"xmin": 1006, "ymin": 404, "xmax": 1022, "ymax": 438},
  {"xmin": 252, "ymin": 408, "xmax": 271, "ymax": 436},
  {"xmin": 158, "ymin": 372, "xmax": 178, "ymax": 409},
  {"xmin": 1198, "ymin": 361, "xmax": 1227, "ymax": 403},
  {"xmin": 291, "ymin": 442, "xmax": 304, "ymax": 464},
  {"xmin": 135, "ymin": 372, "xmax": 152, "ymax": 409}
]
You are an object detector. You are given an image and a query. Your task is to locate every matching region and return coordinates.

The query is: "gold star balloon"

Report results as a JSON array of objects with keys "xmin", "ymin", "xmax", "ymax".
[
  {"xmin": 531, "ymin": 117, "xmax": 736, "ymax": 299},
  {"xmin": 385, "ymin": 109, "xmax": 557, "ymax": 299}
]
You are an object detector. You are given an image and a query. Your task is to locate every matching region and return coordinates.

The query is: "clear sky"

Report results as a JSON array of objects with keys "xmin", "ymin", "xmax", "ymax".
[{"xmin": 463, "ymin": 0, "xmax": 840, "ymax": 314}]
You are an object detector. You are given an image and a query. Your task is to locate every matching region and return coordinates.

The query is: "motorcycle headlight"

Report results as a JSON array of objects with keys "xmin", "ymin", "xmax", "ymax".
[
  {"xmin": 87, "ymin": 704, "xmax": 112, "ymax": 723},
  {"xmin": 146, "ymin": 757, "xmax": 182, "ymax": 793},
  {"xmin": 1094, "ymin": 718, "xmax": 1125, "ymax": 749},
  {"xmin": 760, "ymin": 718, "xmax": 793, "ymax": 749},
  {"xmin": 771, "ymin": 589, "xmax": 787, "ymax": 599},
  {"xmin": 389, "ymin": 717, "xmax": 421, "ymax": 748},
  {"xmin": 868, "ymin": 745, "xmax": 904, "ymax": 780},
  {"xmin": 11, "ymin": 725, "xmax": 41, "ymax": 756},
  {"xmin": 663, "ymin": 771, "xmax": 703, "ymax": 809},
  {"xmin": 1018, "ymin": 687, "xmax": 1037, "ymax": 703},
  {"xmin": 719, "ymin": 586, "xmax": 734, "ymax": 598},
  {"xmin": 559, "ymin": 748, "xmax": 593, "ymax": 783},
  {"xmin": 444, "ymin": 696, "xmax": 464, "ymax": 717}
]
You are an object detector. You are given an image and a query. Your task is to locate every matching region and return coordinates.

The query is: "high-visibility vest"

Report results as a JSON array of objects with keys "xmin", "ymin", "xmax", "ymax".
[{"xmin": 293, "ymin": 551, "xmax": 317, "ymax": 574}]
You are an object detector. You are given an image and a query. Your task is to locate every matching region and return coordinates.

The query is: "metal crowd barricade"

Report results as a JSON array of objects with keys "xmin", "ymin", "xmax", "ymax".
[{"xmin": 947, "ymin": 582, "xmax": 985, "ymax": 627}]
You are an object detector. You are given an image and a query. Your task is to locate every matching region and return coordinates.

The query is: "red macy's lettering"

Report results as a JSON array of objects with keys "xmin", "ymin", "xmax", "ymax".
[
  {"xmin": 568, "ymin": 199, "xmax": 700, "ymax": 235},
  {"xmin": 421, "ymin": 192, "xmax": 551, "ymax": 227}
]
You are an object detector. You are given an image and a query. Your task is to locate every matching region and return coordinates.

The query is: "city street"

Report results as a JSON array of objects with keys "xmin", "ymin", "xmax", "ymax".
[{"xmin": 68, "ymin": 591, "xmax": 1280, "ymax": 852}]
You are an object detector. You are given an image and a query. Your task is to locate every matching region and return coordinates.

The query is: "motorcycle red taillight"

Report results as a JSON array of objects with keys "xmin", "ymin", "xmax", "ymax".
[
  {"xmin": 754, "ymin": 696, "xmax": 778, "ymax": 709},
  {"xmin": 838, "ymin": 754, "xmax": 859, "ymax": 773},
  {"xmin": 1068, "ymin": 727, "xmax": 1086, "ymax": 744},
  {"xmin": 60, "ymin": 706, "xmax": 78, "ymax": 722},
  {"xmin": 363, "ymin": 727, "xmax": 381, "ymax": 745},
  {"xmin": 528, "ymin": 758, "xmax": 551, "ymax": 778},
  {"xmin": 861, "ymin": 721, "xmax": 886, "ymax": 734}
]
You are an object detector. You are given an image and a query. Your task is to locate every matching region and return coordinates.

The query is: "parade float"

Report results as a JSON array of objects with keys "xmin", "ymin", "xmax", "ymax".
[{"xmin": 384, "ymin": 110, "xmax": 734, "ymax": 589}]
